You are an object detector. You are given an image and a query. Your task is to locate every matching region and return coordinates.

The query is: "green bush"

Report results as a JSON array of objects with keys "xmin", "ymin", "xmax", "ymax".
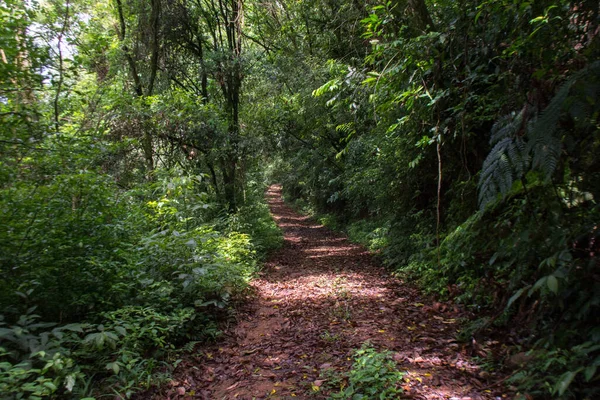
[
  {"xmin": 332, "ymin": 344, "xmax": 405, "ymax": 399},
  {"xmin": 0, "ymin": 172, "xmax": 135, "ymax": 320},
  {"xmin": 0, "ymin": 168, "xmax": 280, "ymax": 398},
  {"xmin": 0, "ymin": 310, "xmax": 89, "ymax": 399},
  {"xmin": 220, "ymin": 174, "xmax": 283, "ymax": 256},
  {"xmin": 346, "ymin": 219, "xmax": 389, "ymax": 252},
  {"xmin": 434, "ymin": 186, "xmax": 600, "ymax": 398}
]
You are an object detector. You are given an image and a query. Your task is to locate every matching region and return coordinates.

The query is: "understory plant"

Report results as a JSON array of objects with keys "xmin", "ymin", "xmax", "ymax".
[
  {"xmin": 0, "ymin": 171, "xmax": 280, "ymax": 398},
  {"xmin": 331, "ymin": 344, "xmax": 405, "ymax": 399}
]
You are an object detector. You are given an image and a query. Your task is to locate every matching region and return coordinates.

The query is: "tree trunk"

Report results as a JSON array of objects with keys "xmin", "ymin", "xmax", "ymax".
[
  {"xmin": 221, "ymin": 0, "xmax": 243, "ymax": 211},
  {"xmin": 222, "ymin": 160, "xmax": 236, "ymax": 212},
  {"xmin": 115, "ymin": 0, "xmax": 155, "ymax": 178},
  {"xmin": 115, "ymin": 0, "xmax": 144, "ymax": 97},
  {"xmin": 207, "ymin": 161, "xmax": 221, "ymax": 200},
  {"xmin": 147, "ymin": 0, "xmax": 161, "ymax": 96},
  {"xmin": 408, "ymin": 0, "xmax": 435, "ymax": 32},
  {"xmin": 53, "ymin": 0, "xmax": 70, "ymax": 132}
]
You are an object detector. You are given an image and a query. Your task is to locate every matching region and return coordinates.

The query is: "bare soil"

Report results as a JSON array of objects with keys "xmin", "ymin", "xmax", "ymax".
[{"xmin": 161, "ymin": 185, "xmax": 510, "ymax": 400}]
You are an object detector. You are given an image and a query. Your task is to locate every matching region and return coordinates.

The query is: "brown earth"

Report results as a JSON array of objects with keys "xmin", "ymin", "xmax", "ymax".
[{"xmin": 160, "ymin": 185, "xmax": 510, "ymax": 400}]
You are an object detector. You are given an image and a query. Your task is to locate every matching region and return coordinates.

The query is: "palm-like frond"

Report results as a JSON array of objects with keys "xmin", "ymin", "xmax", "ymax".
[
  {"xmin": 478, "ymin": 61, "xmax": 600, "ymax": 210},
  {"xmin": 478, "ymin": 136, "xmax": 528, "ymax": 209},
  {"xmin": 528, "ymin": 61, "xmax": 600, "ymax": 179}
]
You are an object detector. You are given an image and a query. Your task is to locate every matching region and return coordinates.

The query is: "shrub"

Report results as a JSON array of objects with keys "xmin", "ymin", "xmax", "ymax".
[{"xmin": 332, "ymin": 344, "xmax": 405, "ymax": 399}]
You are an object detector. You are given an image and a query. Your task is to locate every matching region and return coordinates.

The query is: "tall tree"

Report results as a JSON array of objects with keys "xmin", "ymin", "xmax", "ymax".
[
  {"xmin": 161, "ymin": 0, "xmax": 245, "ymax": 210},
  {"xmin": 114, "ymin": 0, "xmax": 162, "ymax": 176}
]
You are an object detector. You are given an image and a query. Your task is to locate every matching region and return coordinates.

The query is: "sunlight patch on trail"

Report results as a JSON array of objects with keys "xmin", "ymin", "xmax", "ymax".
[
  {"xmin": 255, "ymin": 272, "xmax": 392, "ymax": 302},
  {"xmin": 302, "ymin": 246, "xmax": 360, "ymax": 253},
  {"xmin": 277, "ymin": 223, "xmax": 322, "ymax": 228},
  {"xmin": 171, "ymin": 185, "xmax": 509, "ymax": 400}
]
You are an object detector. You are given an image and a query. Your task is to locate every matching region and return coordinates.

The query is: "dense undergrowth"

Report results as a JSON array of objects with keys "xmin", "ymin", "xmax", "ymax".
[
  {"xmin": 0, "ymin": 0, "xmax": 287, "ymax": 397},
  {"xmin": 282, "ymin": 182, "xmax": 599, "ymax": 399},
  {"xmin": 267, "ymin": 0, "xmax": 600, "ymax": 398},
  {"xmin": 3, "ymin": 0, "xmax": 600, "ymax": 398},
  {"xmin": 0, "ymin": 167, "xmax": 281, "ymax": 398}
]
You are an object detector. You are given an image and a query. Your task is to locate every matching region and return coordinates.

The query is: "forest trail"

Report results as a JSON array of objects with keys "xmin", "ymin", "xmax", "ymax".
[{"xmin": 167, "ymin": 185, "xmax": 507, "ymax": 399}]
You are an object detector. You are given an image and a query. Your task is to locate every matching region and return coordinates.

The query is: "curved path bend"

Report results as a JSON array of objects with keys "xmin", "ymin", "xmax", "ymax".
[{"xmin": 166, "ymin": 185, "xmax": 508, "ymax": 399}]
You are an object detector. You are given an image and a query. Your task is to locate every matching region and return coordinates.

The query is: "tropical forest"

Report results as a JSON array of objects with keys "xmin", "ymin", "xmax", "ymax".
[{"xmin": 0, "ymin": 0, "xmax": 599, "ymax": 398}]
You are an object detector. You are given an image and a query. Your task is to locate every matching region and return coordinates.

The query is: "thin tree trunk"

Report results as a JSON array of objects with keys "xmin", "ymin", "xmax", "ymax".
[
  {"xmin": 222, "ymin": 0, "xmax": 243, "ymax": 211},
  {"xmin": 54, "ymin": 0, "xmax": 70, "ymax": 132},
  {"xmin": 199, "ymin": 39, "xmax": 208, "ymax": 103},
  {"xmin": 115, "ymin": 0, "xmax": 154, "ymax": 177},
  {"xmin": 408, "ymin": 0, "xmax": 435, "ymax": 32},
  {"xmin": 222, "ymin": 160, "xmax": 236, "ymax": 212},
  {"xmin": 436, "ymin": 134, "xmax": 442, "ymax": 267},
  {"xmin": 147, "ymin": 0, "xmax": 161, "ymax": 95},
  {"xmin": 115, "ymin": 0, "xmax": 144, "ymax": 97},
  {"xmin": 14, "ymin": 16, "xmax": 34, "ymax": 105},
  {"xmin": 207, "ymin": 161, "xmax": 221, "ymax": 200}
]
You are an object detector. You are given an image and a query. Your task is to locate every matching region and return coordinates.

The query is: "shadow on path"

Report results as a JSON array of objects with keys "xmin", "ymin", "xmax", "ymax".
[{"xmin": 164, "ymin": 185, "xmax": 508, "ymax": 400}]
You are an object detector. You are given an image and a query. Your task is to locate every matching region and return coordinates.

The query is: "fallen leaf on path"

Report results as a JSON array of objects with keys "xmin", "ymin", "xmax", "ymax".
[{"xmin": 143, "ymin": 186, "xmax": 513, "ymax": 400}]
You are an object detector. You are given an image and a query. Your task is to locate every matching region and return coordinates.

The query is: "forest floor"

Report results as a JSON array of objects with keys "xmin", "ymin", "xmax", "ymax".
[{"xmin": 163, "ymin": 185, "xmax": 510, "ymax": 399}]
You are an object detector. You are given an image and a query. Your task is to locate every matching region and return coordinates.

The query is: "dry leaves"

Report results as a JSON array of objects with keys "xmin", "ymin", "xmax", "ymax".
[{"xmin": 141, "ymin": 186, "xmax": 511, "ymax": 400}]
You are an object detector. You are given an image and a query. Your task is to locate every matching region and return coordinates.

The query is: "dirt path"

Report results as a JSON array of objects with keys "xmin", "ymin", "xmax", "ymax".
[{"xmin": 166, "ymin": 185, "xmax": 508, "ymax": 399}]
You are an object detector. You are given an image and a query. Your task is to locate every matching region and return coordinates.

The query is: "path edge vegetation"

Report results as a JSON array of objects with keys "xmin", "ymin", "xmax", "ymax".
[
  {"xmin": 1, "ymin": 0, "xmax": 599, "ymax": 398},
  {"xmin": 265, "ymin": 0, "xmax": 600, "ymax": 397},
  {"xmin": 0, "ymin": 173, "xmax": 284, "ymax": 398}
]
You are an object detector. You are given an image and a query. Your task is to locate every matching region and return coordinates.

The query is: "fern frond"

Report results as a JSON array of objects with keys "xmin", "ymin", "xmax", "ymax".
[
  {"xmin": 181, "ymin": 340, "xmax": 201, "ymax": 353},
  {"xmin": 478, "ymin": 138, "xmax": 524, "ymax": 209},
  {"xmin": 508, "ymin": 137, "xmax": 529, "ymax": 177},
  {"xmin": 531, "ymin": 134, "xmax": 562, "ymax": 178},
  {"xmin": 335, "ymin": 122, "xmax": 355, "ymax": 135},
  {"xmin": 567, "ymin": 97, "xmax": 593, "ymax": 122},
  {"xmin": 479, "ymin": 61, "xmax": 600, "ymax": 209},
  {"xmin": 528, "ymin": 61, "xmax": 600, "ymax": 180},
  {"xmin": 490, "ymin": 110, "xmax": 523, "ymax": 146}
]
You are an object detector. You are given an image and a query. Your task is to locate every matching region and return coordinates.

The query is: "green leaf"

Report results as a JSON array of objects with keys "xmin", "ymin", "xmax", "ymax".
[
  {"xmin": 114, "ymin": 326, "xmax": 127, "ymax": 336},
  {"xmin": 474, "ymin": 10, "xmax": 483, "ymax": 24},
  {"xmin": 64, "ymin": 374, "xmax": 76, "ymax": 392},
  {"xmin": 0, "ymin": 328, "xmax": 15, "ymax": 339},
  {"xmin": 62, "ymin": 323, "xmax": 84, "ymax": 332},
  {"xmin": 529, "ymin": 276, "xmax": 547, "ymax": 296},
  {"xmin": 530, "ymin": 16, "xmax": 546, "ymax": 24},
  {"xmin": 104, "ymin": 331, "xmax": 119, "ymax": 341},
  {"xmin": 584, "ymin": 366, "xmax": 596, "ymax": 382},
  {"xmin": 555, "ymin": 370, "xmax": 579, "ymax": 395},
  {"xmin": 547, "ymin": 275, "xmax": 558, "ymax": 294},
  {"xmin": 507, "ymin": 286, "xmax": 529, "ymax": 309},
  {"xmin": 106, "ymin": 362, "xmax": 120, "ymax": 375}
]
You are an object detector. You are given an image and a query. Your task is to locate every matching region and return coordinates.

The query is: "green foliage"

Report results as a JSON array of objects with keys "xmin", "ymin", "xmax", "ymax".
[
  {"xmin": 0, "ymin": 309, "xmax": 89, "ymax": 399},
  {"xmin": 2, "ymin": 175, "xmax": 123, "ymax": 312},
  {"xmin": 220, "ymin": 176, "xmax": 284, "ymax": 256},
  {"xmin": 434, "ymin": 187, "xmax": 600, "ymax": 397},
  {"xmin": 478, "ymin": 111, "xmax": 529, "ymax": 209},
  {"xmin": 479, "ymin": 61, "xmax": 600, "ymax": 209},
  {"xmin": 2, "ymin": 0, "xmax": 599, "ymax": 397},
  {"xmin": 269, "ymin": 0, "xmax": 599, "ymax": 398},
  {"xmin": 331, "ymin": 344, "xmax": 405, "ymax": 399},
  {"xmin": 509, "ymin": 342, "xmax": 600, "ymax": 399},
  {"xmin": 0, "ymin": 172, "xmax": 274, "ymax": 396},
  {"xmin": 1, "ymin": 0, "xmax": 284, "ymax": 396},
  {"xmin": 0, "ymin": 350, "xmax": 82, "ymax": 400}
]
